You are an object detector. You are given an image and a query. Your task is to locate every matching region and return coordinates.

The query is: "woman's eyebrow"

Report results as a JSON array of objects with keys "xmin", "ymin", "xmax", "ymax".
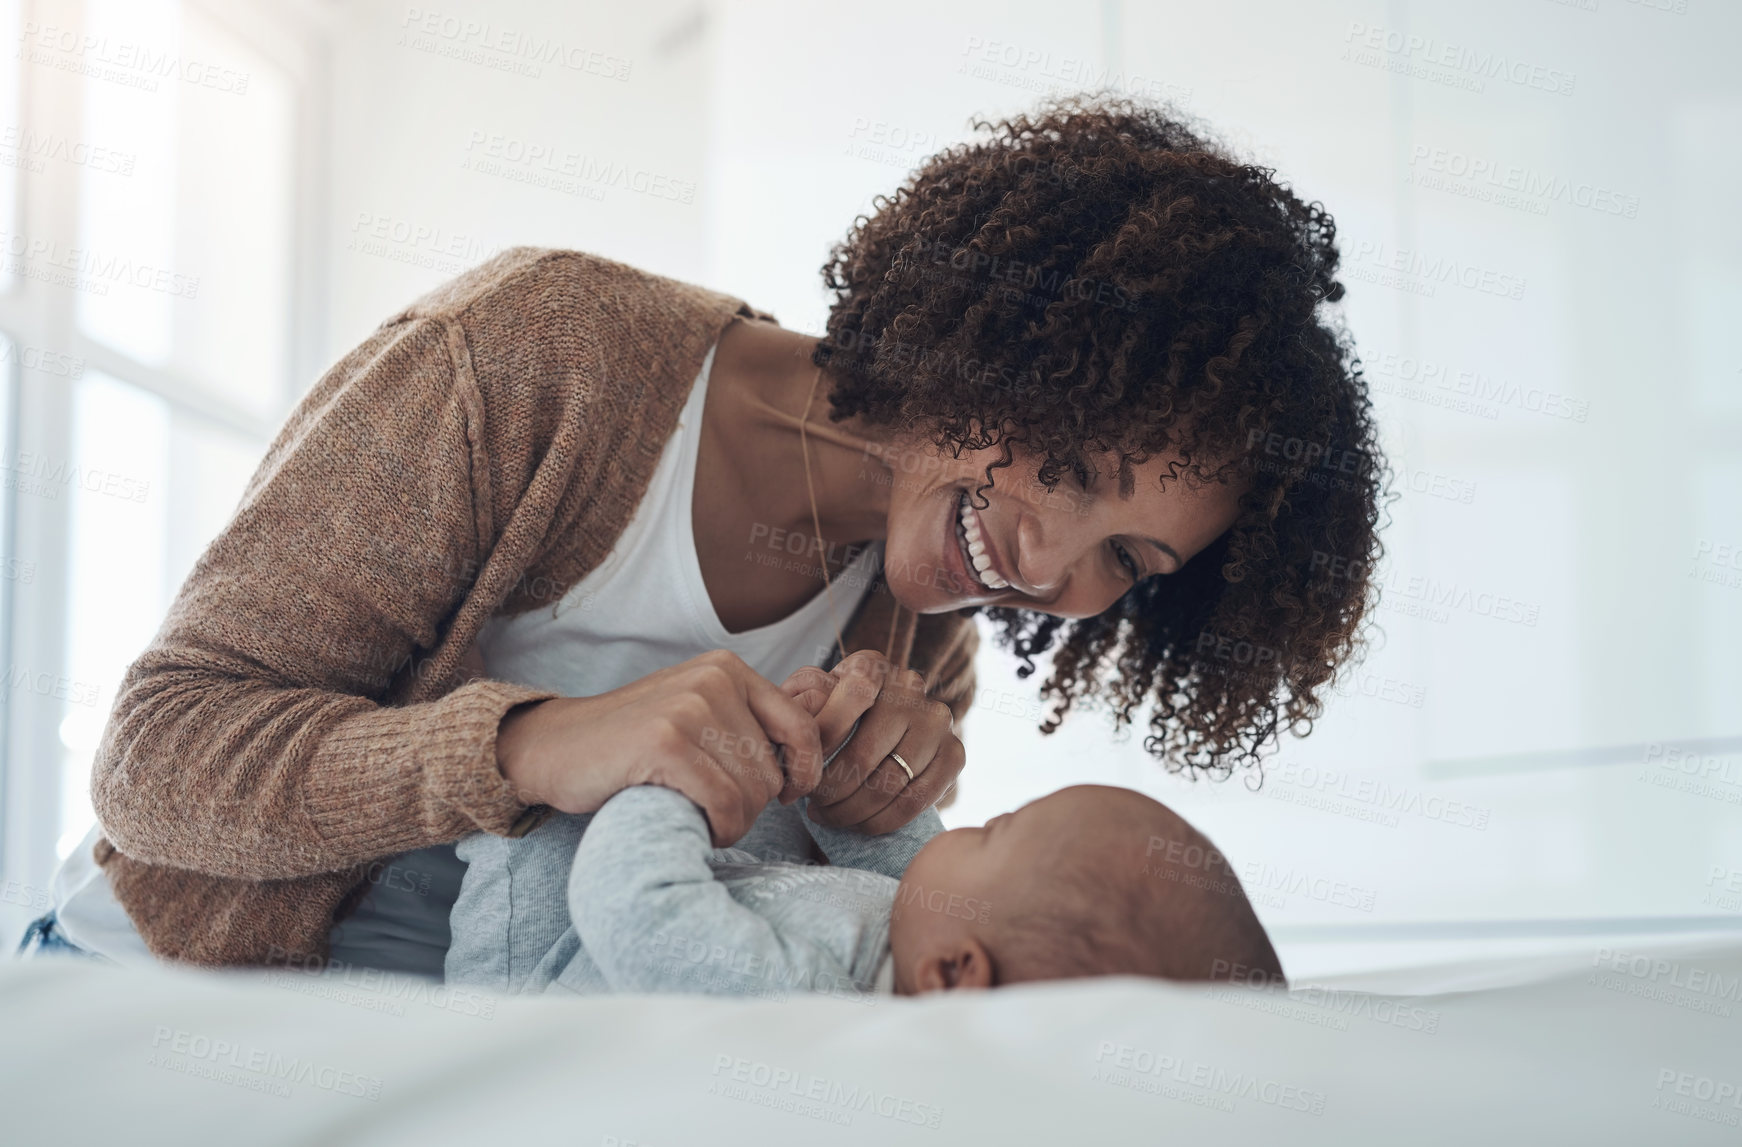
[
  {"xmin": 1142, "ymin": 537, "xmax": 1182, "ymax": 565},
  {"xmin": 1106, "ymin": 462, "xmax": 1181, "ymax": 565}
]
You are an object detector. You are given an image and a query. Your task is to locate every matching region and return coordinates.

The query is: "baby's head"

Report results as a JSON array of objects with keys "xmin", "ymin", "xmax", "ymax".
[{"xmin": 889, "ymin": 785, "xmax": 1281, "ymax": 994}]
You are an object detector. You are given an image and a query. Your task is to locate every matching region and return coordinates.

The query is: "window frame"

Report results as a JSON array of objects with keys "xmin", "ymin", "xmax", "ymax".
[{"xmin": 0, "ymin": 0, "xmax": 330, "ymax": 912}]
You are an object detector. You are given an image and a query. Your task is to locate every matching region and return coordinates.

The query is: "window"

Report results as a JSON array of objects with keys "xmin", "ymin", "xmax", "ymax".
[{"xmin": 0, "ymin": 0, "xmax": 317, "ymax": 938}]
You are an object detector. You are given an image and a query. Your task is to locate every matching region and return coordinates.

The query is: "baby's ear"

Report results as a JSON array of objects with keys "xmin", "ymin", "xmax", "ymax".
[
  {"xmin": 780, "ymin": 666, "xmax": 836, "ymax": 717},
  {"xmin": 911, "ymin": 938, "xmax": 995, "ymax": 994}
]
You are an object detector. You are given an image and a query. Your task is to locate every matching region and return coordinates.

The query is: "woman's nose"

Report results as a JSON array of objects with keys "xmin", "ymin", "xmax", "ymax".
[{"xmin": 1014, "ymin": 512, "xmax": 1075, "ymax": 598}]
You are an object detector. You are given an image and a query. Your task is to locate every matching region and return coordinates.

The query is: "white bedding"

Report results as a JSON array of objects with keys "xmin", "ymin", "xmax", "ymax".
[{"xmin": 3, "ymin": 939, "xmax": 1740, "ymax": 1145}]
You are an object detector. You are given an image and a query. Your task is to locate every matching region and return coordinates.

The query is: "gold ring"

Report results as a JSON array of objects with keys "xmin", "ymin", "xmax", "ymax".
[{"xmin": 887, "ymin": 751, "xmax": 914, "ymax": 782}]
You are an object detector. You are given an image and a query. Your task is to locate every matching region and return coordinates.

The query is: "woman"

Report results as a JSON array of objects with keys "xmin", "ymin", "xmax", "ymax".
[{"xmin": 38, "ymin": 97, "xmax": 1382, "ymax": 972}]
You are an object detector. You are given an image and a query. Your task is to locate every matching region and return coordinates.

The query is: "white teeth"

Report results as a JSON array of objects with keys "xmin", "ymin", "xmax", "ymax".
[{"xmin": 956, "ymin": 493, "xmax": 1009, "ymax": 591}]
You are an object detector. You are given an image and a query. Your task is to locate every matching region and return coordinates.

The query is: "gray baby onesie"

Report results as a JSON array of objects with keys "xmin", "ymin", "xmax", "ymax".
[{"xmin": 445, "ymin": 786, "xmax": 941, "ymax": 998}]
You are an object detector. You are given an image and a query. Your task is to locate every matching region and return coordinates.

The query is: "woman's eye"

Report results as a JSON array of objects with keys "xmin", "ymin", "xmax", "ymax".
[{"xmin": 1111, "ymin": 540, "xmax": 1141, "ymax": 581}]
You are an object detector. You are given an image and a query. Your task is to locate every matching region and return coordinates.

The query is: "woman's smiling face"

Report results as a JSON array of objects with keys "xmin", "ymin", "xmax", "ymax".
[{"xmin": 873, "ymin": 439, "xmax": 1246, "ymax": 618}]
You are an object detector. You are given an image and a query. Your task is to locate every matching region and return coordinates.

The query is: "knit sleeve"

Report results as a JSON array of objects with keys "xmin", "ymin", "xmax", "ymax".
[{"xmin": 90, "ymin": 316, "xmax": 557, "ymax": 880}]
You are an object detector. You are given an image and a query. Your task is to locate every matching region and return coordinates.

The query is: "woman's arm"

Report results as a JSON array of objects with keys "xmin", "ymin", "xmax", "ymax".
[
  {"xmin": 92, "ymin": 315, "xmax": 557, "ymax": 880},
  {"xmin": 94, "ymin": 255, "xmax": 821, "ymax": 881}
]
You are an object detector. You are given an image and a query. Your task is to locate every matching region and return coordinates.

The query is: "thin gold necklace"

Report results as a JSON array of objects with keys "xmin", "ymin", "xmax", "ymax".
[{"xmin": 799, "ymin": 366, "xmax": 848, "ymax": 660}]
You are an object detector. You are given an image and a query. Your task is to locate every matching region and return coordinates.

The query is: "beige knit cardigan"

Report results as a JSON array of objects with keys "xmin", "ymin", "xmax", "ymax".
[{"xmin": 89, "ymin": 247, "xmax": 979, "ymax": 968}]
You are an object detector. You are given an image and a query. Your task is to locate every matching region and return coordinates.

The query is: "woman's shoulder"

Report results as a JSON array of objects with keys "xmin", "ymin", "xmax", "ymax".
[{"xmin": 390, "ymin": 246, "xmax": 771, "ymax": 339}]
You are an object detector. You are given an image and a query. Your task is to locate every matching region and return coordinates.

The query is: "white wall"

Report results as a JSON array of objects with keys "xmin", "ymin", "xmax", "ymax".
[
  {"xmin": 318, "ymin": 0, "xmax": 1742, "ymax": 976},
  {"xmin": 9, "ymin": 0, "xmax": 1731, "ymax": 975},
  {"xmin": 683, "ymin": 0, "xmax": 1742, "ymax": 975},
  {"xmin": 320, "ymin": 0, "xmax": 714, "ymax": 352}
]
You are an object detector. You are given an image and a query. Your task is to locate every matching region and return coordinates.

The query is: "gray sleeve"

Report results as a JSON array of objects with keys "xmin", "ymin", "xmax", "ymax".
[
  {"xmin": 732, "ymin": 799, "xmax": 819, "ymax": 865},
  {"xmin": 445, "ymin": 813, "xmax": 591, "ymax": 991},
  {"xmin": 799, "ymin": 801, "xmax": 943, "ymax": 879},
  {"xmin": 796, "ymin": 714, "xmax": 944, "ymax": 879},
  {"xmin": 568, "ymin": 786, "xmax": 852, "ymax": 994}
]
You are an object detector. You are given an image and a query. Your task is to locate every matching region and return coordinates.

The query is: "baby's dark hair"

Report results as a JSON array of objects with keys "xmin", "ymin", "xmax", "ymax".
[{"xmin": 991, "ymin": 796, "xmax": 1283, "ymax": 985}]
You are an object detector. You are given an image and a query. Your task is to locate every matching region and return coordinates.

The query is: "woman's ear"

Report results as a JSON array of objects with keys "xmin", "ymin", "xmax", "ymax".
[{"xmin": 913, "ymin": 937, "xmax": 994, "ymax": 993}]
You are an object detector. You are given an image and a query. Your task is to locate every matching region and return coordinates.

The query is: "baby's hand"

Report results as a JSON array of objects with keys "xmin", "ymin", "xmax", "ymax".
[{"xmin": 779, "ymin": 666, "xmax": 838, "ymax": 719}]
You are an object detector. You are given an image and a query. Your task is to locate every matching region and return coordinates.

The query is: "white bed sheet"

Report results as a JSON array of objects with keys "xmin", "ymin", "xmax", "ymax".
[{"xmin": 3, "ymin": 939, "xmax": 1739, "ymax": 1145}]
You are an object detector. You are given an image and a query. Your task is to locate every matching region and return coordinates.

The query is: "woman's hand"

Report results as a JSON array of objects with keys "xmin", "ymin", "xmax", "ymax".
[
  {"xmin": 494, "ymin": 650, "xmax": 825, "ymax": 847},
  {"xmin": 785, "ymin": 650, "xmax": 965, "ymax": 834}
]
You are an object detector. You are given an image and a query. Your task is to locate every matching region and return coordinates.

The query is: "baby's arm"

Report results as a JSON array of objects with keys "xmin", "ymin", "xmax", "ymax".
[
  {"xmin": 569, "ymin": 785, "xmax": 850, "ymax": 995},
  {"xmin": 447, "ymin": 814, "xmax": 591, "ymax": 992},
  {"xmin": 802, "ymin": 801, "xmax": 942, "ymax": 878}
]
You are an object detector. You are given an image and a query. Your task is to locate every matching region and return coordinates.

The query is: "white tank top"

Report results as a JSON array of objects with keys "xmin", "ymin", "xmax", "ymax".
[
  {"xmin": 56, "ymin": 343, "xmax": 881, "ymax": 974},
  {"xmin": 468, "ymin": 342, "xmax": 883, "ymax": 698}
]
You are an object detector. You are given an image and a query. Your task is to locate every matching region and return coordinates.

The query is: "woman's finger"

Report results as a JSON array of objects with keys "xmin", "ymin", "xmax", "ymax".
[
  {"xmin": 812, "ymin": 665, "xmax": 930, "ymax": 802},
  {"xmin": 810, "ymin": 691, "xmax": 904, "ymax": 805},
  {"xmin": 811, "ymin": 706, "xmax": 946, "ymax": 828},
  {"xmin": 858, "ymin": 732, "xmax": 965, "ymax": 835},
  {"xmin": 778, "ymin": 666, "xmax": 837, "ymax": 719},
  {"xmin": 650, "ymin": 745, "xmax": 757, "ymax": 847},
  {"xmin": 812, "ymin": 658, "xmax": 884, "ymax": 760},
  {"xmin": 739, "ymin": 662, "xmax": 827, "ymax": 803}
]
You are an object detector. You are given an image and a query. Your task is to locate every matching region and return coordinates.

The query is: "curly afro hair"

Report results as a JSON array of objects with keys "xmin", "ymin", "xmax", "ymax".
[{"xmin": 814, "ymin": 95, "xmax": 1386, "ymax": 778}]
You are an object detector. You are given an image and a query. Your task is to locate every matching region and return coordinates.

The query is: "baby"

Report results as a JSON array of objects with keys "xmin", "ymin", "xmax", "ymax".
[{"xmin": 445, "ymin": 674, "xmax": 1282, "ymax": 998}]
